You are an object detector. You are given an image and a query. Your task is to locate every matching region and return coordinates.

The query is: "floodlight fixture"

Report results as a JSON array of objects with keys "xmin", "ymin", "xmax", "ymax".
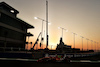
[
  {"xmin": 72, "ymin": 32, "xmax": 77, "ymax": 48},
  {"xmin": 58, "ymin": 27, "xmax": 68, "ymax": 40},
  {"xmin": 34, "ymin": 17, "xmax": 38, "ymax": 19},
  {"xmin": 80, "ymin": 36, "xmax": 84, "ymax": 51}
]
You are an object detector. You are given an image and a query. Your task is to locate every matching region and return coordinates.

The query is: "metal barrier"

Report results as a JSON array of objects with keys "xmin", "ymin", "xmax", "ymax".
[{"xmin": 0, "ymin": 47, "xmax": 26, "ymax": 51}]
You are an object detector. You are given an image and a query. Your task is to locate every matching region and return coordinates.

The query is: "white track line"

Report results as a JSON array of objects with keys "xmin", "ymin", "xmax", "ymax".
[
  {"xmin": 70, "ymin": 60, "xmax": 100, "ymax": 63},
  {"xmin": 80, "ymin": 60, "xmax": 91, "ymax": 62},
  {"xmin": 0, "ymin": 58, "xmax": 100, "ymax": 62},
  {"xmin": 0, "ymin": 58, "xmax": 38, "ymax": 61}
]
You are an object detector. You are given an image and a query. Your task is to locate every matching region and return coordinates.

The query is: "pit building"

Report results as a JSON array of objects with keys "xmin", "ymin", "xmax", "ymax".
[{"xmin": 0, "ymin": 2, "xmax": 34, "ymax": 51}]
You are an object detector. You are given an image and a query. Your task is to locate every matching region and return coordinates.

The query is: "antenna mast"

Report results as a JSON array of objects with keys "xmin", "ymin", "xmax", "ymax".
[{"xmin": 46, "ymin": 0, "xmax": 49, "ymax": 49}]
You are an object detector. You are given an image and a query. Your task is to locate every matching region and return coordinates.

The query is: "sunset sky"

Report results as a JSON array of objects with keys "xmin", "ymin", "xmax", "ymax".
[{"xmin": 0, "ymin": 0, "xmax": 100, "ymax": 50}]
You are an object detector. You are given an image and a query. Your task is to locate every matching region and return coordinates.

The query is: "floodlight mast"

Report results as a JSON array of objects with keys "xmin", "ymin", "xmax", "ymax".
[
  {"xmin": 58, "ymin": 27, "xmax": 68, "ymax": 41},
  {"xmin": 94, "ymin": 41, "xmax": 96, "ymax": 52},
  {"xmin": 34, "ymin": 17, "xmax": 44, "ymax": 48},
  {"xmin": 97, "ymin": 42, "xmax": 99, "ymax": 51},
  {"xmin": 34, "ymin": 0, "xmax": 49, "ymax": 49},
  {"xmin": 72, "ymin": 32, "xmax": 77, "ymax": 49},
  {"xmin": 34, "ymin": 16, "xmax": 51, "ymax": 49},
  {"xmin": 80, "ymin": 36, "xmax": 84, "ymax": 51},
  {"xmin": 86, "ymin": 38, "xmax": 89, "ymax": 51},
  {"xmin": 91, "ymin": 40, "xmax": 93, "ymax": 50}
]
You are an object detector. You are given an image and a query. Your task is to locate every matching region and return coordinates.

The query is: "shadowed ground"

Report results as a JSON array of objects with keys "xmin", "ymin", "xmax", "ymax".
[
  {"xmin": 0, "ymin": 53, "xmax": 100, "ymax": 67},
  {"xmin": 0, "ymin": 60, "xmax": 100, "ymax": 67}
]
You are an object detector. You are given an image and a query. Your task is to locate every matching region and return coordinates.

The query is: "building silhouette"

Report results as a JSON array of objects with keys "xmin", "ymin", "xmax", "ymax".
[
  {"xmin": 0, "ymin": 2, "xmax": 34, "ymax": 51},
  {"xmin": 56, "ymin": 38, "xmax": 72, "ymax": 53},
  {"xmin": 56, "ymin": 38, "xmax": 81, "ymax": 53}
]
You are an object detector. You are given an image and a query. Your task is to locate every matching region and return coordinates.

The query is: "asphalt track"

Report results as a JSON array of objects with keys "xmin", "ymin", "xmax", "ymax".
[
  {"xmin": 0, "ymin": 60, "xmax": 100, "ymax": 67},
  {"xmin": 0, "ymin": 54, "xmax": 100, "ymax": 67}
]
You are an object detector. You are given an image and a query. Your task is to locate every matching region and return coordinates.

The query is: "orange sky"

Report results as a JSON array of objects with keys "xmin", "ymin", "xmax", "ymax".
[{"xmin": 1, "ymin": 0, "xmax": 100, "ymax": 50}]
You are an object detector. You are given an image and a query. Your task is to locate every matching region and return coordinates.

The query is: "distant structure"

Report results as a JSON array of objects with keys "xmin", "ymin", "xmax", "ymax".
[
  {"xmin": 0, "ymin": 2, "xmax": 34, "ymax": 51},
  {"xmin": 56, "ymin": 38, "xmax": 72, "ymax": 53},
  {"xmin": 56, "ymin": 37, "xmax": 82, "ymax": 53}
]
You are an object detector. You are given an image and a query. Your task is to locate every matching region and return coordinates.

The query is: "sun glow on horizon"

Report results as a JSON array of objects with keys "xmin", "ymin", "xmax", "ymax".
[{"xmin": 17, "ymin": 0, "xmax": 100, "ymax": 51}]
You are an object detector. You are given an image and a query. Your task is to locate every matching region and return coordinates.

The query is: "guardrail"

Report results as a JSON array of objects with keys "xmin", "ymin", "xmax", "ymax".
[
  {"xmin": 45, "ymin": 52, "xmax": 99, "ymax": 58},
  {"xmin": 0, "ymin": 47, "xmax": 26, "ymax": 51}
]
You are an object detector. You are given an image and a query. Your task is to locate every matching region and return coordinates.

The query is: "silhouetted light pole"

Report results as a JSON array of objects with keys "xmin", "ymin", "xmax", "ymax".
[
  {"xmin": 97, "ymin": 42, "xmax": 99, "ymax": 52},
  {"xmin": 80, "ymin": 36, "xmax": 84, "ymax": 51},
  {"xmin": 34, "ymin": 17, "xmax": 51, "ymax": 49},
  {"xmin": 94, "ymin": 41, "xmax": 96, "ymax": 52},
  {"xmin": 97, "ymin": 42, "xmax": 99, "ymax": 51},
  {"xmin": 34, "ymin": 17, "xmax": 46, "ymax": 37},
  {"xmin": 86, "ymin": 38, "xmax": 89, "ymax": 51},
  {"xmin": 91, "ymin": 40, "xmax": 93, "ymax": 50},
  {"xmin": 58, "ymin": 27, "xmax": 68, "ymax": 41},
  {"xmin": 72, "ymin": 32, "xmax": 77, "ymax": 48},
  {"xmin": 34, "ymin": 17, "xmax": 44, "ymax": 48}
]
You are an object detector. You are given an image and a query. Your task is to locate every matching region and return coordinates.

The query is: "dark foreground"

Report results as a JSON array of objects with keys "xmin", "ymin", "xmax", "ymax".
[{"xmin": 0, "ymin": 60, "xmax": 100, "ymax": 67}]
